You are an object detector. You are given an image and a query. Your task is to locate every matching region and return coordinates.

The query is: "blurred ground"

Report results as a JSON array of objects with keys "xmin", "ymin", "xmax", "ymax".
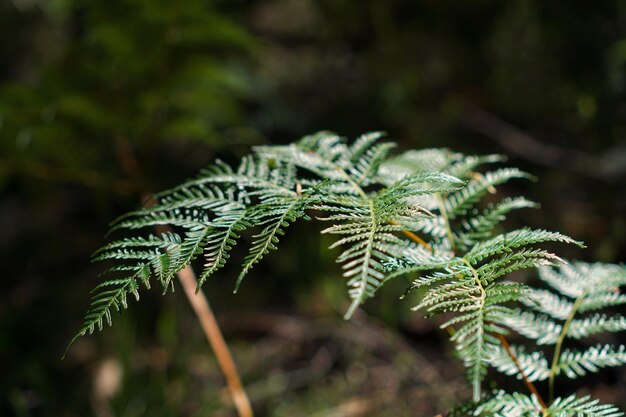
[{"xmin": 1, "ymin": 1, "xmax": 625, "ymax": 416}]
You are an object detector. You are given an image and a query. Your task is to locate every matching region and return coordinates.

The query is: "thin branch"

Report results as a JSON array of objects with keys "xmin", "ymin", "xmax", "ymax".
[
  {"xmin": 495, "ymin": 333, "xmax": 549, "ymax": 414},
  {"xmin": 390, "ymin": 220, "xmax": 432, "ymax": 252},
  {"xmin": 177, "ymin": 265, "xmax": 254, "ymax": 417},
  {"xmin": 548, "ymin": 289, "xmax": 587, "ymax": 404}
]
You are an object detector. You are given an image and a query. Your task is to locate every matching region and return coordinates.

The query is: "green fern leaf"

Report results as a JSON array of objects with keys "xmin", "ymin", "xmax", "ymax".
[
  {"xmin": 489, "ymin": 344, "xmax": 550, "ymax": 382},
  {"xmin": 236, "ymin": 194, "xmax": 309, "ymax": 291},
  {"xmin": 502, "ymin": 309, "xmax": 561, "ymax": 345},
  {"xmin": 557, "ymin": 345, "xmax": 626, "ymax": 379},
  {"xmin": 475, "ymin": 391, "xmax": 623, "ymax": 417},
  {"xmin": 548, "ymin": 394, "xmax": 623, "ymax": 417},
  {"xmin": 445, "ymin": 168, "xmax": 535, "ymax": 219}
]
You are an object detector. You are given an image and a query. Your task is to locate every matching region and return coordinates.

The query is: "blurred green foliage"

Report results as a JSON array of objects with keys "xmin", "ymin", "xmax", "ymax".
[
  {"xmin": 2, "ymin": 0, "xmax": 626, "ymax": 416},
  {"xmin": 1, "ymin": 0, "xmax": 256, "ymax": 191}
]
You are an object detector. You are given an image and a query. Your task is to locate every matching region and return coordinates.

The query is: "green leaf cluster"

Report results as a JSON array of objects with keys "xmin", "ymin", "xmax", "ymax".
[{"xmin": 71, "ymin": 132, "xmax": 626, "ymax": 415}]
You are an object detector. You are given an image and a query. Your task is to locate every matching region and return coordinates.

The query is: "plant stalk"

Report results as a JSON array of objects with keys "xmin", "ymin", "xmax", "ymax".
[
  {"xmin": 390, "ymin": 220, "xmax": 432, "ymax": 252},
  {"xmin": 496, "ymin": 333, "xmax": 549, "ymax": 414},
  {"xmin": 177, "ymin": 265, "xmax": 254, "ymax": 417},
  {"xmin": 548, "ymin": 290, "xmax": 587, "ymax": 404}
]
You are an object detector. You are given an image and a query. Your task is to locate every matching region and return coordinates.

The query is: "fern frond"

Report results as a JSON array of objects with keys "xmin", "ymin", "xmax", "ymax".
[
  {"xmin": 411, "ymin": 254, "xmax": 525, "ymax": 400},
  {"xmin": 548, "ymin": 394, "xmax": 623, "ymax": 417},
  {"xmin": 378, "ymin": 148, "xmax": 453, "ymax": 182},
  {"xmin": 473, "ymin": 390, "xmax": 542, "ymax": 416},
  {"xmin": 316, "ymin": 170, "xmax": 463, "ymax": 317},
  {"xmin": 444, "ymin": 168, "xmax": 534, "ymax": 219},
  {"xmin": 348, "ymin": 140, "xmax": 396, "ymax": 186},
  {"xmin": 71, "ymin": 132, "xmax": 626, "ymax": 417},
  {"xmin": 450, "ymin": 304, "xmax": 509, "ymax": 402},
  {"xmin": 383, "ymin": 244, "xmax": 456, "ymax": 282},
  {"xmin": 466, "ymin": 228, "xmax": 583, "ymax": 263},
  {"xmin": 197, "ymin": 208, "xmax": 249, "ymax": 288},
  {"xmin": 400, "ymin": 227, "xmax": 580, "ymax": 400},
  {"xmin": 93, "ymin": 233, "xmax": 182, "ymax": 253},
  {"xmin": 236, "ymin": 193, "xmax": 309, "ymax": 290},
  {"xmin": 65, "ymin": 277, "xmax": 140, "ymax": 357},
  {"xmin": 579, "ymin": 292, "xmax": 626, "ymax": 312},
  {"xmin": 72, "ymin": 155, "xmax": 310, "ymax": 349},
  {"xmin": 557, "ymin": 345, "xmax": 626, "ymax": 379},
  {"xmin": 521, "ymin": 288, "xmax": 573, "ymax": 320},
  {"xmin": 447, "ymin": 154, "xmax": 507, "ymax": 179},
  {"xmin": 320, "ymin": 176, "xmax": 459, "ymax": 317},
  {"xmin": 502, "ymin": 309, "xmax": 561, "ymax": 345},
  {"xmin": 566, "ymin": 314, "xmax": 626, "ymax": 340},
  {"xmin": 348, "ymin": 132, "xmax": 387, "ymax": 162},
  {"xmin": 475, "ymin": 391, "xmax": 623, "ymax": 417},
  {"xmin": 324, "ymin": 202, "xmax": 396, "ymax": 318},
  {"xmin": 456, "ymin": 197, "xmax": 539, "ymax": 248},
  {"xmin": 393, "ymin": 226, "xmax": 580, "ymax": 401},
  {"xmin": 538, "ymin": 262, "xmax": 626, "ymax": 300},
  {"xmin": 489, "ymin": 344, "xmax": 550, "ymax": 382}
]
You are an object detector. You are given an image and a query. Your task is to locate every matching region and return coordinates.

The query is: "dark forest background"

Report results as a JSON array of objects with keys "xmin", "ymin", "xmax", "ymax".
[{"xmin": 2, "ymin": 1, "xmax": 625, "ymax": 416}]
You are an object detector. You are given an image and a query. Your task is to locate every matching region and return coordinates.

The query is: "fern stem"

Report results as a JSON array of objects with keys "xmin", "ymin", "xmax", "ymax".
[
  {"xmin": 390, "ymin": 220, "xmax": 432, "ymax": 252},
  {"xmin": 495, "ymin": 333, "xmax": 549, "ymax": 414},
  {"xmin": 177, "ymin": 265, "xmax": 254, "ymax": 417},
  {"xmin": 548, "ymin": 289, "xmax": 588, "ymax": 404},
  {"xmin": 437, "ymin": 193, "xmax": 455, "ymax": 252}
]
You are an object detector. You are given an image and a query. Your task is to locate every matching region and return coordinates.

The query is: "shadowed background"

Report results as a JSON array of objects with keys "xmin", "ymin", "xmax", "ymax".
[{"xmin": 1, "ymin": 1, "xmax": 625, "ymax": 416}]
